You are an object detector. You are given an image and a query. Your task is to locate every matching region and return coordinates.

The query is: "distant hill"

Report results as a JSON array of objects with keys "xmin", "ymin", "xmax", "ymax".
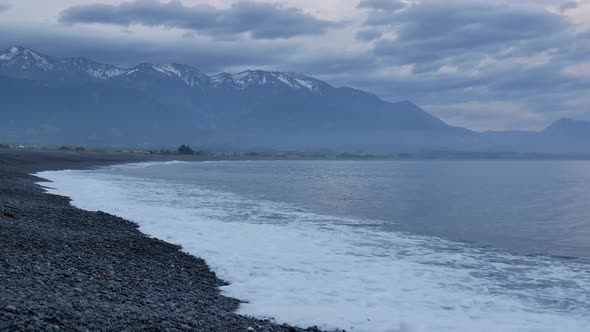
[
  {"xmin": 542, "ymin": 118, "xmax": 590, "ymax": 139},
  {"xmin": 479, "ymin": 118, "xmax": 590, "ymax": 154},
  {"xmin": 0, "ymin": 46, "xmax": 587, "ymax": 154}
]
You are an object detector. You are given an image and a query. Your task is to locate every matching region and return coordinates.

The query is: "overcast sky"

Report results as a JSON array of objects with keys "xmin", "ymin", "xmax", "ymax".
[{"xmin": 1, "ymin": 0, "xmax": 589, "ymax": 131}]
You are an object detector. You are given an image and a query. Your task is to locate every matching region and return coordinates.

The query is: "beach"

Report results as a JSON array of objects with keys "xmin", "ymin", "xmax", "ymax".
[
  {"xmin": 4, "ymin": 150, "xmax": 590, "ymax": 331},
  {"xmin": 0, "ymin": 149, "xmax": 325, "ymax": 331}
]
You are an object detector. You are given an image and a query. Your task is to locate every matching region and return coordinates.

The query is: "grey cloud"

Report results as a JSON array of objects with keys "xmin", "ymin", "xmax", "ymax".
[
  {"xmin": 59, "ymin": 0, "xmax": 337, "ymax": 40},
  {"xmin": 488, "ymin": 66, "xmax": 590, "ymax": 95},
  {"xmin": 368, "ymin": 2, "xmax": 568, "ymax": 57},
  {"xmin": 359, "ymin": 0, "xmax": 579, "ymax": 91},
  {"xmin": 0, "ymin": 3, "xmax": 10, "ymax": 12},
  {"xmin": 0, "ymin": 24, "xmax": 290, "ymax": 73},
  {"xmin": 356, "ymin": 29, "xmax": 383, "ymax": 41},
  {"xmin": 559, "ymin": 1, "xmax": 578, "ymax": 13},
  {"xmin": 349, "ymin": 72, "xmax": 590, "ymax": 130},
  {"xmin": 182, "ymin": 32, "xmax": 196, "ymax": 40},
  {"xmin": 357, "ymin": 0, "xmax": 406, "ymax": 12}
]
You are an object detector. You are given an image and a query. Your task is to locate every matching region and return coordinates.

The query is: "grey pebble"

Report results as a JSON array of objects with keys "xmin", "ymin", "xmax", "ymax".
[
  {"xmin": 3, "ymin": 305, "xmax": 17, "ymax": 313},
  {"xmin": 1, "ymin": 150, "xmax": 339, "ymax": 332}
]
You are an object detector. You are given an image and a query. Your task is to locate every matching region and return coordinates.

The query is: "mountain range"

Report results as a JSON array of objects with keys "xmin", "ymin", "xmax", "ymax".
[{"xmin": 0, "ymin": 46, "xmax": 588, "ymax": 154}]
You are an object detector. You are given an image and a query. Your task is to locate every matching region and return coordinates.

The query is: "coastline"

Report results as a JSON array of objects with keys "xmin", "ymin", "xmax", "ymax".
[{"xmin": 0, "ymin": 150, "xmax": 326, "ymax": 331}]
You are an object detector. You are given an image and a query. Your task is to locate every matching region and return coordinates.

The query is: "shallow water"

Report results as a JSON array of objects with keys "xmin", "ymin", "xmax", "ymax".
[{"xmin": 37, "ymin": 160, "xmax": 590, "ymax": 332}]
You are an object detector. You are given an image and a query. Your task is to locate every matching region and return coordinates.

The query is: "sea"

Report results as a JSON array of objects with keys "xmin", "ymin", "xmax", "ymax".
[{"xmin": 36, "ymin": 160, "xmax": 590, "ymax": 332}]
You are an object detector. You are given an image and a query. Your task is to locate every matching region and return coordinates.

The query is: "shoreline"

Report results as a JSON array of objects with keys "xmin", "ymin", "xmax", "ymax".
[{"xmin": 0, "ymin": 150, "xmax": 327, "ymax": 331}]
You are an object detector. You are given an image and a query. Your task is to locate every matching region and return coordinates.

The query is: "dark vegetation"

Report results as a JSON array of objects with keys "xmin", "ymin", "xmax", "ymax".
[
  {"xmin": 177, "ymin": 144, "xmax": 194, "ymax": 155},
  {"xmin": 58, "ymin": 146, "xmax": 86, "ymax": 151},
  {"xmin": 3, "ymin": 143, "xmax": 590, "ymax": 160}
]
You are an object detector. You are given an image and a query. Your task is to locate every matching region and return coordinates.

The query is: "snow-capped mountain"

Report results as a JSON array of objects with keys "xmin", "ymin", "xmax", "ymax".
[
  {"xmin": 0, "ymin": 45, "xmax": 488, "ymax": 151},
  {"xmin": 0, "ymin": 46, "xmax": 57, "ymax": 71},
  {"xmin": 210, "ymin": 70, "xmax": 328, "ymax": 94},
  {"xmin": 61, "ymin": 57, "xmax": 125, "ymax": 80},
  {"xmin": 0, "ymin": 46, "xmax": 61, "ymax": 78},
  {"xmin": 0, "ymin": 46, "xmax": 327, "ymax": 94},
  {"xmin": 2, "ymin": 45, "xmax": 587, "ymax": 154},
  {"xmin": 161, "ymin": 64, "xmax": 209, "ymax": 88},
  {"xmin": 117, "ymin": 63, "xmax": 210, "ymax": 89},
  {"xmin": 0, "ymin": 46, "xmax": 124, "ymax": 80}
]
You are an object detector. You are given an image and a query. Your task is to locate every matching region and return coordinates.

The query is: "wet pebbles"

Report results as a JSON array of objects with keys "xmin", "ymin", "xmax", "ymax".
[{"xmin": 0, "ymin": 150, "xmax": 329, "ymax": 331}]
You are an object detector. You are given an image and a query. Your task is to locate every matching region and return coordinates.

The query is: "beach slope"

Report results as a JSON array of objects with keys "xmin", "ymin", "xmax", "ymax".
[{"xmin": 0, "ymin": 150, "xmax": 324, "ymax": 331}]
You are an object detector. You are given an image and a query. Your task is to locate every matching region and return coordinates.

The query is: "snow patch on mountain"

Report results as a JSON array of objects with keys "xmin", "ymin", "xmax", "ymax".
[
  {"xmin": 93, "ymin": 68, "xmax": 125, "ymax": 79},
  {"xmin": 210, "ymin": 70, "xmax": 326, "ymax": 93},
  {"xmin": 62, "ymin": 57, "xmax": 125, "ymax": 80},
  {"xmin": 294, "ymin": 78, "xmax": 314, "ymax": 90},
  {"xmin": 153, "ymin": 64, "xmax": 181, "ymax": 77},
  {"xmin": 126, "ymin": 69, "xmax": 139, "ymax": 75},
  {"xmin": 276, "ymin": 73, "xmax": 298, "ymax": 88},
  {"xmin": 293, "ymin": 76, "xmax": 324, "ymax": 94},
  {"xmin": 0, "ymin": 46, "xmax": 20, "ymax": 61},
  {"xmin": 0, "ymin": 46, "xmax": 56, "ymax": 71},
  {"xmin": 153, "ymin": 64, "xmax": 209, "ymax": 87},
  {"xmin": 0, "ymin": 46, "xmax": 330, "ymax": 93}
]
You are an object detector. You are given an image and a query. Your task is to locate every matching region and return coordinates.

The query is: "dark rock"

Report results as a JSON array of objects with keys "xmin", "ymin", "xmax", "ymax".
[
  {"xmin": 3, "ymin": 305, "xmax": 17, "ymax": 313},
  {"xmin": 2, "ymin": 211, "xmax": 16, "ymax": 219}
]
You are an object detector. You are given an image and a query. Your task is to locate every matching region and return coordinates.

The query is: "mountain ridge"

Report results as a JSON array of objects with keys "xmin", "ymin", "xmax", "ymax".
[
  {"xmin": 1, "ymin": 46, "xmax": 588, "ymax": 154},
  {"xmin": 0, "ymin": 46, "xmax": 331, "ymax": 95},
  {"xmin": 543, "ymin": 118, "xmax": 590, "ymax": 138}
]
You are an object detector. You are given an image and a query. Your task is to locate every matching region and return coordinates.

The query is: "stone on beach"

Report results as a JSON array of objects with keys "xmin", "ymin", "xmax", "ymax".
[{"xmin": 0, "ymin": 150, "xmax": 332, "ymax": 332}]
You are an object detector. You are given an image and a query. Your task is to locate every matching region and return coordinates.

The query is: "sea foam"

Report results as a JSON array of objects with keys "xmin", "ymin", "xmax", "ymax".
[{"xmin": 36, "ymin": 163, "xmax": 590, "ymax": 332}]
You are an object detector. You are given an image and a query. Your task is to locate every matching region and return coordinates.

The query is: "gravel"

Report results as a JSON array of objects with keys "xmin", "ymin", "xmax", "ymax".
[{"xmin": 0, "ymin": 150, "xmax": 331, "ymax": 332}]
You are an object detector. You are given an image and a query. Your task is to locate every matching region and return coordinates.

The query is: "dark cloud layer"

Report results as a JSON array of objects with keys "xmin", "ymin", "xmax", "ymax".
[
  {"xmin": 0, "ymin": 24, "xmax": 292, "ymax": 73},
  {"xmin": 0, "ymin": 3, "xmax": 11, "ymax": 12},
  {"xmin": 355, "ymin": 29, "xmax": 382, "ymax": 41},
  {"xmin": 59, "ymin": 0, "xmax": 336, "ymax": 39},
  {"xmin": 349, "ymin": 0, "xmax": 590, "ymax": 127},
  {"xmin": 559, "ymin": 1, "xmax": 578, "ymax": 13},
  {"xmin": 357, "ymin": 0, "xmax": 406, "ymax": 12},
  {"xmin": 362, "ymin": 2, "xmax": 569, "ymax": 70}
]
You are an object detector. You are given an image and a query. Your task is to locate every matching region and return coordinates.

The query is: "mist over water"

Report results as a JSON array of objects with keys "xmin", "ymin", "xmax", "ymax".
[{"xmin": 37, "ymin": 160, "xmax": 590, "ymax": 331}]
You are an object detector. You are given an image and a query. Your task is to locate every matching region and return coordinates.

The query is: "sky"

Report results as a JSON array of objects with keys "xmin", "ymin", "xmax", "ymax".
[{"xmin": 1, "ymin": 0, "xmax": 589, "ymax": 131}]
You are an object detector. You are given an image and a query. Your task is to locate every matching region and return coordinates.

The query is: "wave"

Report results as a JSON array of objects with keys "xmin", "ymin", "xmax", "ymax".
[{"xmin": 35, "ymin": 165, "xmax": 590, "ymax": 332}]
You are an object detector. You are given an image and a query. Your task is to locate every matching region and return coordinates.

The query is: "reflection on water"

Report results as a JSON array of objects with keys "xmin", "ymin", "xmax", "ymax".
[{"xmin": 111, "ymin": 160, "xmax": 590, "ymax": 261}]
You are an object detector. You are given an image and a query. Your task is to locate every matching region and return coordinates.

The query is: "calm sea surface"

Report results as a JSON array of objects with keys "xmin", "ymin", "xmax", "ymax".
[
  {"xmin": 114, "ymin": 160, "xmax": 590, "ymax": 260},
  {"xmin": 38, "ymin": 160, "xmax": 590, "ymax": 331}
]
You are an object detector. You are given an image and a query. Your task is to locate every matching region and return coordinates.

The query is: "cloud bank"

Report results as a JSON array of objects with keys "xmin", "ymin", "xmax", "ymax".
[
  {"xmin": 59, "ymin": 0, "xmax": 337, "ymax": 39},
  {"xmin": 0, "ymin": 0, "xmax": 588, "ymax": 130}
]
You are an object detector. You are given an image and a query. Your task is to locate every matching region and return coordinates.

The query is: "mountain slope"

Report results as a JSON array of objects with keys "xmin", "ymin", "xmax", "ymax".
[
  {"xmin": 1, "ymin": 46, "xmax": 480, "ymax": 150},
  {"xmin": 0, "ymin": 46, "xmax": 61, "ymax": 80},
  {"xmin": 62, "ymin": 57, "xmax": 125, "ymax": 80},
  {"xmin": 542, "ymin": 118, "xmax": 590, "ymax": 139},
  {"xmin": 9, "ymin": 45, "xmax": 585, "ymax": 153},
  {"xmin": 0, "ymin": 75, "xmax": 205, "ymax": 147}
]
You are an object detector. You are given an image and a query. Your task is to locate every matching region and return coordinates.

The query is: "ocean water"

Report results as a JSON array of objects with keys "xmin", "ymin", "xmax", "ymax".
[{"xmin": 36, "ymin": 160, "xmax": 590, "ymax": 332}]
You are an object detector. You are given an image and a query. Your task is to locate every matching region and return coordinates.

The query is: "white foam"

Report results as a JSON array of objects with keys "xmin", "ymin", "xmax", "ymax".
[
  {"xmin": 36, "ymin": 166, "xmax": 590, "ymax": 332},
  {"xmin": 106, "ymin": 160, "xmax": 188, "ymax": 169}
]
